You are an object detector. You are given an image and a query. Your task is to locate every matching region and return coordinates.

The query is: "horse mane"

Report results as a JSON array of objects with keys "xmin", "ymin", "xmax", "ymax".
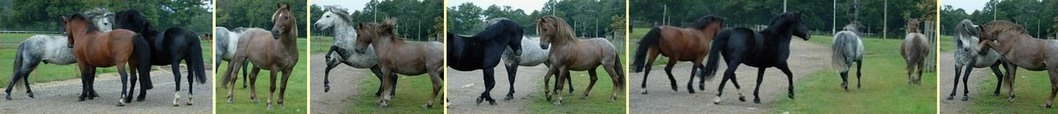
[
  {"xmin": 65, "ymin": 13, "xmax": 97, "ymax": 33},
  {"xmin": 536, "ymin": 15, "xmax": 576, "ymax": 41},
  {"xmin": 981, "ymin": 20, "xmax": 1028, "ymax": 36},
  {"xmin": 954, "ymin": 19, "xmax": 978, "ymax": 38},
  {"xmin": 474, "ymin": 18, "xmax": 523, "ymax": 41},
  {"xmin": 379, "ymin": 18, "xmax": 404, "ymax": 42},
  {"xmin": 691, "ymin": 15, "xmax": 724, "ymax": 30},
  {"xmin": 763, "ymin": 12, "xmax": 798, "ymax": 34},
  {"xmin": 324, "ymin": 6, "xmax": 354, "ymax": 25}
]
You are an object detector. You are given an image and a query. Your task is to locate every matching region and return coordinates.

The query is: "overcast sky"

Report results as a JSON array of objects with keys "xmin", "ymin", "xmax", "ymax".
[
  {"xmin": 447, "ymin": 0, "xmax": 546, "ymax": 15},
  {"xmin": 942, "ymin": 0, "xmax": 992, "ymax": 14}
]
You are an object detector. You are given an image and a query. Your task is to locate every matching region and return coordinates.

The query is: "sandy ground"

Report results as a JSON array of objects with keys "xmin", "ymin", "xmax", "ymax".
[
  {"xmin": 938, "ymin": 52, "xmax": 1001, "ymax": 113},
  {"xmin": 628, "ymin": 39, "xmax": 830, "ymax": 113},
  {"xmin": 445, "ymin": 60, "xmax": 550, "ymax": 113},
  {"xmin": 0, "ymin": 65, "xmax": 213, "ymax": 113},
  {"xmin": 308, "ymin": 54, "xmax": 372, "ymax": 114}
]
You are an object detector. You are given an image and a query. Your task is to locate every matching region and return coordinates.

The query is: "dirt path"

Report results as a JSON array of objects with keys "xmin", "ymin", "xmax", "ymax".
[
  {"xmin": 938, "ymin": 51, "xmax": 997, "ymax": 113},
  {"xmin": 0, "ymin": 65, "xmax": 213, "ymax": 113},
  {"xmin": 628, "ymin": 40, "xmax": 830, "ymax": 113},
  {"xmin": 309, "ymin": 54, "xmax": 371, "ymax": 114},
  {"xmin": 446, "ymin": 60, "xmax": 549, "ymax": 113}
]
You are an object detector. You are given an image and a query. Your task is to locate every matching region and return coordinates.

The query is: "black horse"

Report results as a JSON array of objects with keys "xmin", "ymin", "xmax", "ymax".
[
  {"xmin": 115, "ymin": 10, "xmax": 207, "ymax": 105},
  {"xmin": 446, "ymin": 18, "xmax": 525, "ymax": 105},
  {"xmin": 701, "ymin": 12, "xmax": 810, "ymax": 104}
]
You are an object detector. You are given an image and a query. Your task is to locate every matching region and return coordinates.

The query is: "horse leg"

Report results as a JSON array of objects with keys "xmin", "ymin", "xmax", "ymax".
[
  {"xmin": 565, "ymin": 70, "xmax": 573, "ymax": 94},
  {"xmin": 242, "ymin": 60, "xmax": 249, "ymax": 88},
  {"xmin": 278, "ymin": 69, "xmax": 293, "ymax": 108},
  {"xmin": 424, "ymin": 69, "xmax": 443, "ymax": 108},
  {"xmin": 990, "ymin": 63, "xmax": 1006, "ymax": 96},
  {"xmin": 948, "ymin": 64, "xmax": 964, "ymax": 100},
  {"xmin": 687, "ymin": 62, "xmax": 701, "ymax": 93},
  {"xmin": 186, "ymin": 60, "xmax": 196, "ymax": 106},
  {"xmin": 171, "ymin": 62, "xmax": 183, "ymax": 106},
  {"xmin": 1005, "ymin": 64, "xmax": 1017, "ymax": 102},
  {"xmin": 552, "ymin": 67, "xmax": 569, "ymax": 105},
  {"xmin": 917, "ymin": 61, "xmax": 925, "ymax": 85},
  {"xmin": 602, "ymin": 62, "xmax": 622, "ymax": 102},
  {"xmin": 116, "ymin": 64, "xmax": 130, "ymax": 106},
  {"xmin": 714, "ymin": 60, "xmax": 743, "ymax": 104},
  {"xmin": 663, "ymin": 59, "xmax": 679, "ymax": 93},
  {"xmin": 778, "ymin": 63, "xmax": 796, "ymax": 100},
  {"xmin": 88, "ymin": 68, "xmax": 98, "ymax": 100},
  {"xmin": 248, "ymin": 68, "xmax": 262, "ymax": 103},
  {"xmin": 323, "ymin": 57, "xmax": 337, "ymax": 93},
  {"xmin": 960, "ymin": 64, "xmax": 974, "ymax": 101},
  {"xmin": 840, "ymin": 65, "xmax": 849, "ymax": 92},
  {"xmin": 267, "ymin": 66, "xmax": 280, "ymax": 109},
  {"xmin": 366, "ymin": 66, "xmax": 384, "ymax": 96},
  {"xmin": 639, "ymin": 53, "xmax": 658, "ymax": 94},
  {"xmin": 477, "ymin": 68, "xmax": 497, "ymax": 105},
  {"xmin": 582, "ymin": 67, "xmax": 599, "ymax": 99},
  {"xmin": 77, "ymin": 64, "xmax": 89, "ymax": 101},
  {"xmin": 504, "ymin": 63, "xmax": 518, "ymax": 100},
  {"xmin": 752, "ymin": 68, "xmax": 766, "ymax": 103},
  {"xmin": 378, "ymin": 68, "xmax": 394, "ymax": 107},
  {"xmin": 543, "ymin": 65, "xmax": 556, "ymax": 101},
  {"xmin": 856, "ymin": 60, "xmax": 863, "ymax": 89}
]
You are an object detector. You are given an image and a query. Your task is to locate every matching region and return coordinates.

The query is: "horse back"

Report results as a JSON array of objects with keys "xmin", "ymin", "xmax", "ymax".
[
  {"xmin": 558, "ymin": 38, "xmax": 617, "ymax": 70},
  {"xmin": 657, "ymin": 26, "xmax": 712, "ymax": 60}
]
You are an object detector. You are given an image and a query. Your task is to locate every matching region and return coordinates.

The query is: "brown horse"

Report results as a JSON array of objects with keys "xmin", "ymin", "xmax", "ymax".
[
  {"xmin": 353, "ymin": 19, "xmax": 443, "ymax": 108},
  {"xmin": 631, "ymin": 15, "xmax": 724, "ymax": 94},
  {"xmin": 221, "ymin": 3, "xmax": 300, "ymax": 109},
  {"xmin": 977, "ymin": 20, "xmax": 1058, "ymax": 108},
  {"xmin": 62, "ymin": 14, "xmax": 153, "ymax": 106},
  {"xmin": 536, "ymin": 15, "xmax": 624, "ymax": 105},
  {"xmin": 901, "ymin": 18, "xmax": 930, "ymax": 85}
]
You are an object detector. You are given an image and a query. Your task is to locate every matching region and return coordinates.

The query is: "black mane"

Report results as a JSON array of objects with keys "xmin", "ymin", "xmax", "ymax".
[{"xmin": 692, "ymin": 15, "xmax": 724, "ymax": 30}]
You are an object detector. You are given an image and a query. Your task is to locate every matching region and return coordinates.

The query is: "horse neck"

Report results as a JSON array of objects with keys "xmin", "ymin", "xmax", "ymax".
[
  {"xmin": 333, "ymin": 22, "xmax": 357, "ymax": 48},
  {"xmin": 371, "ymin": 36, "xmax": 402, "ymax": 51},
  {"xmin": 550, "ymin": 34, "xmax": 578, "ymax": 48}
]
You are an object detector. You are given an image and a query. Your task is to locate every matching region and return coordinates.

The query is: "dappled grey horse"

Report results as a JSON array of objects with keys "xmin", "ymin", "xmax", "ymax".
[
  {"xmin": 831, "ymin": 23, "xmax": 864, "ymax": 91},
  {"xmin": 947, "ymin": 19, "xmax": 1006, "ymax": 101}
]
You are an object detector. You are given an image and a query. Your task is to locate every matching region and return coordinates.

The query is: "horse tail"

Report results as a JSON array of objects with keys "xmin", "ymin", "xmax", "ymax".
[
  {"xmin": 132, "ymin": 34, "xmax": 154, "ymax": 89},
  {"xmin": 631, "ymin": 27, "xmax": 662, "ymax": 72},
  {"xmin": 614, "ymin": 52, "xmax": 625, "ymax": 86},
  {"xmin": 831, "ymin": 32, "xmax": 850, "ymax": 72},
  {"xmin": 700, "ymin": 30, "xmax": 731, "ymax": 79},
  {"xmin": 12, "ymin": 42, "xmax": 29, "ymax": 90},
  {"xmin": 188, "ymin": 38, "xmax": 208, "ymax": 84}
]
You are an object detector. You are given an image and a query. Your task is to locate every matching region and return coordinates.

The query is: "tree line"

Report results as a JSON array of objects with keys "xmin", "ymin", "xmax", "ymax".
[
  {"xmin": 1, "ymin": 0, "xmax": 211, "ymax": 34},
  {"xmin": 217, "ymin": 0, "xmax": 307, "ymax": 37},
  {"xmin": 310, "ymin": 0, "xmax": 443, "ymax": 41},
  {"xmin": 446, "ymin": 0, "xmax": 625, "ymax": 38},
  {"xmin": 940, "ymin": 0, "xmax": 1058, "ymax": 38},
  {"xmin": 631, "ymin": 0, "xmax": 936, "ymax": 38}
]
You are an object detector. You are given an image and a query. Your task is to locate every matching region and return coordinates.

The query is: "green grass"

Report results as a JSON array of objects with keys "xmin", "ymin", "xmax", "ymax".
[
  {"xmin": 968, "ymin": 67, "xmax": 1058, "ymax": 113},
  {"xmin": 527, "ymin": 51, "xmax": 627, "ymax": 113},
  {"xmin": 939, "ymin": 35, "xmax": 954, "ymax": 51},
  {"xmin": 0, "ymin": 33, "xmax": 210, "ymax": 88},
  {"xmin": 310, "ymin": 36, "xmax": 332, "ymax": 53},
  {"xmin": 345, "ymin": 74, "xmax": 444, "ymax": 113},
  {"xmin": 214, "ymin": 38, "xmax": 308, "ymax": 113},
  {"xmin": 774, "ymin": 35, "xmax": 937, "ymax": 113}
]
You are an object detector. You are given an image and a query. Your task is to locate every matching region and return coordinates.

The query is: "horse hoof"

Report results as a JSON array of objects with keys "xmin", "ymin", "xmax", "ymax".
[
  {"xmin": 324, "ymin": 85, "xmax": 331, "ymax": 93},
  {"xmin": 28, "ymin": 93, "xmax": 34, "ymax": 98},
  {"xmin": 945, "ymin": 96, "xmax": 954, "ymax": 100},
  {"xmin": 5, "ymin": 95, "xmax": 11, "ymax": 100},
  {"xmin": 712, "ymin": 97, "xmax": 722, "ymax": 104},
  {"xmin": 640, "ymin": 89, "xmax": 648, "ymax": 94},
  {"xmin": 267, "ymin": 104, "xmax": 274, "ymax": 110},
  {"xmin": 488, "ymin": 100, "xmax": 497, "ymax": 105},
  {"xmin": 753, "ymin": 98, "xmax": 761, "ymax": 103},
  {"xmin": 961, "ymin": 97, "xmax": 969, "ymax": 101},
  {"xmin": 552, "ymin": 101, "xmax": 562, "ymax": 106},
  {"xmin": 475, "ymin": 97, "xmax": 484, "ymax": 105},
  {"xmin": 504, "ymin": 95, "xmax": 514, "ymax": 101},
  {"xmin": 1043, "ymin": 104, "xmax": 1053, "ymax": 108},
  {"xmin": 738, "ymin": 96, "xmax": 746, "ymax": 102},
  {"xmin": 699, "ymin": 84, "xmax": 706, "ymax": 91},
  {"xmin": 78, "ymin": 97, "xmax": 86, "ymax": 101},
  {"xmin": 422, "ymin": 104, "xmax": 432, "ymax": 108}
]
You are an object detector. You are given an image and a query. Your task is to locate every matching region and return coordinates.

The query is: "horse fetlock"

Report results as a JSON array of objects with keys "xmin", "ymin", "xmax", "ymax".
[
  {"xmin": 961, "ymin": 96, "xmax": 969, "ymax": 101},
  {"xmin": 324, "ymin": 85, "xmax": 330, "ymax": 93},
  {"xmin": 713, "ymin": 97, "xmax": 723, "ymax": 104},
  {"xmin": 753, "ymin": 97, "xmax": 762, "ymax": 103},
  {"xmin": 187, "ymin": 97, "xmax": 194, "ymax": 105}
]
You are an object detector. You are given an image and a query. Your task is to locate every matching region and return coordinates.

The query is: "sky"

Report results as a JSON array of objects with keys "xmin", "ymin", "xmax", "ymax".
[
  {"xmin": 942, "ymin": 0, "xmax": 991, "ymax": 14},
  {"xmin": 447, "ymin": 0, "xmax": 547, "ymax": 15},
  {"xmin": 311, "ymin": 0, "xmax": 369, "ymax": 11}
]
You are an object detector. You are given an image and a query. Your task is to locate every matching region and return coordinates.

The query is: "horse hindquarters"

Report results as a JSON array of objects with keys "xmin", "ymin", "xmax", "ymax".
[{"xmin": 6, "ymin": 43, "xmax": 39, "ymax": 100}]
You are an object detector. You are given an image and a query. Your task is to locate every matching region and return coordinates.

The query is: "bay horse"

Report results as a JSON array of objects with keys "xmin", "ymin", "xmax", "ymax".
[
  {"xmin": 535, "ymin": 15, "xmax": 624, "ymax": 105},
  {"xmin": 901, "ymin": 18, "xmax": 930, "ymax": 85},
  {"xmin": 6, "ymin": 9, "xmax": 114, "ymax": 100},
  {"xmin": 977, "ymin": 20, "xmax": 1058, "ymax": 108},
  {"xmin": 354, "ymin": 19, "xmax": 444, "ymax": 108},
  {"xmin": 947, "ymin": 19, "xmax": 1007, "ymax": 101},
  {"xmin": 114, "ymin": 9, "xmax": 208, "ymax": 105},
  {"xmin": 215, "ymin": 27, "xmax": 252, "ymax": 89},
  {"xmin": 312, "ymin": 7, "xmax": 395, "ymax": 96},
  {"xmin": 221, "ymin": 3, "xmax": 300, "ymax": 109},
  {"xmin": 62, "ymin": 13, "xmax": 153, "ymax": 106},
  {"xmin": 446, "ymin": 18, "xmax": 524, "ymax": 105},
  {"xmin": 631, "ymin": 15, "xmax": 724, "ymax": 94},
  {"xmin": 701, "ymin": 11, "xmax": 810, "ymax": 104},
  {"xmin": 831, "ymin": 23, "xmax": 864, "ymax": 91}
]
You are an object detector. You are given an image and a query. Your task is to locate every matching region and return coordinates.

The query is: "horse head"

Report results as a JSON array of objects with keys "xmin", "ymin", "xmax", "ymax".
[
  {"xmin": 977, "ymin": 21, "xmax": 1024, "ymax": 54},
  {"xmin": 353, "ymin": 19, "xmax": 396, "ymax": 54},
  {"xmin": 535, "ymin": 15, "xmax": 572, "ymax": 49},
  {"xmin": 61, "ymin": 14, "xmax": 94, "ymax": 48},
  {"xmin": 83, "ymin": 8, "xmax": 114, "ymax": 32},
  {"xmin": 692, "ymin": 15, "xmax": 725, "ymax": 35},
  {"xmin": 954, "ymin": 19, "xmax": 980, "ymax": 52},
  {"xmin": 314, "ymin": 7, "xmax": 351, "ymax": 31},
  {"xmin": 489, "ymin": 18, "xmax": 525, "ymax": 57},
  {"xmin": 271, "ymin": 3, "xmax": 295, "ymax": 39},
  {"xmin": 770, "ymin": 11, "xmax": 810, "ymax": 40},
  {"xmin": 906, "ymin": 18, "xmax": 922, "ymax": 34}
]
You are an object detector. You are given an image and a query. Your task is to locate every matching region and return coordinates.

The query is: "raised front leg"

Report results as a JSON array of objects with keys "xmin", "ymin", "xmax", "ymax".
[{"xmin": 322, "ymin": 55, "xmax": 341, "ymax": 93}]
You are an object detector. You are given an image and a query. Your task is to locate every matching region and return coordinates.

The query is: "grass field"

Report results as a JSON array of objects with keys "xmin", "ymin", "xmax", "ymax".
[
  {"xmin": 773, "ymin": 35, "xmax": 937, "ymax": 113},
  {"xmin": 0, "ymin": 33, "xmax": 211, "ymax": 88},
  {"xmin": 969, "ymin": 68, "xmax": 1058, "ymax": 113},
  {"xmin": 311, "ymin": 35, "xmax": 444, "ymax": 113},
  {"xmin": 214, "ymin": 38, "xmax": 308, "ymax": 113}
]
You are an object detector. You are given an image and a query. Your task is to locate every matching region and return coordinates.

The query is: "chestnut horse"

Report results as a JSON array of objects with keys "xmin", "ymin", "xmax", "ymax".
[
  {"xmin": 353, "ymin": 19, "xmax": 444, "ymax": 108},
  {"xmin": 901, "ymin": 18, "xmax": 930, "ymax": 85},
  {"xmin": 221, "ymin": 3, "xmax": 300, "ymax": 109},
  {"xmin": 536, "ymin": 15, "xmax": 624, "ymax": 105},
  {"xmin": 977, "ymin": 20, "xmax": 1058, "ymax": 108},
  {"xmin": 631, "ymin": 15, "xmax": 724, "ymax": 94},
  {"xmin": 62, "ymin": 14, "xmax": 153, "ymax": 106}
]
